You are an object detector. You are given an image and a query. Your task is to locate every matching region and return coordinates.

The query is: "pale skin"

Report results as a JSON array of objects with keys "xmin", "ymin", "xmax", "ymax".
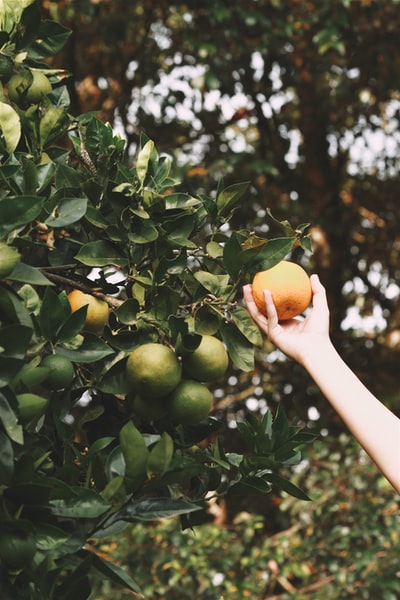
[{"xmin": 243, "ymin": 274, "xmax": 400, "ymax": 494}]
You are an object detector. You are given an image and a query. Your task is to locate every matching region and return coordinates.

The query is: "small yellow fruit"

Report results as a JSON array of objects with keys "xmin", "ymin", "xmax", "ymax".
[
  {"xmin": 183, "ymin": 335, "xmax": 229, "ymax": 382},
  {"xmin": 168, "ymin": 379, "xmax": 213, "ymax": 425},
  {"xmin": 252, "ymin": 260, "xmax": 312, "ymax": 321},
  {"xmin": 126, "ymin": 343, "xmax": 181, "ymax": 399},
  {"xmin": 67, "ymin": 289, "xmax": 109, "ymax": 333}
]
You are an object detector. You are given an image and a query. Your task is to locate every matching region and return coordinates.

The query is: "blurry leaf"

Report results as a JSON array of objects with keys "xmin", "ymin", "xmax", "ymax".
[
  {"xmin": 45, "ymin": 196, "xmax": 88, "ymax": 227},
  {"xmin": 0, "ymin": 389, "xmax": 23, "ymax": 444},
  {"xmin": 230, "ymin": 306, "xmax": 262, "ymax": 346},
  {"xmin": 216, "ymin": 181, "xmax": 249, "ymax": 215},
  {"xmin": 147, "ymin": 432, "xmax": 174, "ymax": 477},
  {"xmin": 0, "ymin": 324, "xmax": 32, "ymax": 358},
  {"xmin": 91, "ymin": 552, "xmax": 142, "ymax": 594},
  {"xmin": 56, "ymin": 333, "xmax": 114, "ymax": 362},
  {"xmin": 119, "ymin": 420, "xmax": 149, "ymax": 493},
  {"xmin": 0, "ymin": 429, "xmax": 14, "ymax": 484},
  {"xmin": 39, "ymin": 287, "xmax": 68, "ymax": 342},
  {"xmin": 119, "ymin": 497, "xmax": 202, "ymax": 522},
  {"xmin": 128, "ymin": 219, "xmax": 158, "ymax": 244},
  {"xmin": 223, "ymin": 231, "xmax": 244, "ymax": 276},
  {"xmin": 240, "ymin": 237, "xmax": 295, "ymax": 273},
  {"xmin": 35, "ymin": 523, "xmax": 70, "ymax": 551},
  {"xmin": 27, "ymin": 19, "xmax": 71, "ymax": 58},
  {"xmin": 264, "ymin": 472, "xmax": 311, "ymax": 500},
  {"xmin": 75, "ymin": 240, "xmax": 128, "ymax": 267},
  {"xmin": 0, "ymin": 101, "xmax": 21, "ymax": 153},
  {"xmin": 8, "ymin": 262, "xmax": 53, "ymax": 286},
  {"xmin": 136, "ymin": 139, "xmax": 154, "ymax": 185},
  {"xmin": 194, "ymin": 271, "xmax": 231, "ymax": 296},
  {"xmin": 97, "ymin": 358, "xmax": 130, "ymax": 395},
  {"xmin": 0, "ymin": 195, "xmax": 43, "ymax": 237},
  {"xmin": 219, "ymin": 320, "xmax": 254, "ymax": 371},
  {"xmin": 49, "ymin": 487, "xmax": 111, "ymax": 518}
]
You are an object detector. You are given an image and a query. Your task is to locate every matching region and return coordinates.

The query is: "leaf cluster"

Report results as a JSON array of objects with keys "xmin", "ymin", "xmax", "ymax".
[{"xmin": 0, "ymin": 4, "xmax": 315, "ymax": 598}]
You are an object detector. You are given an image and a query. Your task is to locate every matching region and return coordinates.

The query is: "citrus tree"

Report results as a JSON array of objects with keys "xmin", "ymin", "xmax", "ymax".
[{"xmin": 0, "ymin": 2, "xmax": 315, "ymax": 598}]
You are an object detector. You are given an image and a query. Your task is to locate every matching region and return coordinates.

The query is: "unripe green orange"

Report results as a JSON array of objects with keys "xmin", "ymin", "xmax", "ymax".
[
  {"xmin": 8, "ymin": 69, "xmax": 51, "ymax": 105},
  {"xmin": 126, "ymin": 343, "xmax": 181, "ymax": 399}
]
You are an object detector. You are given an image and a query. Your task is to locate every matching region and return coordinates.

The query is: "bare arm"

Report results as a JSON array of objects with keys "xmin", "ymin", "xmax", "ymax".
[{"xmin": 243, "ymin": 275, "xmax": 400, "ymax": 494}]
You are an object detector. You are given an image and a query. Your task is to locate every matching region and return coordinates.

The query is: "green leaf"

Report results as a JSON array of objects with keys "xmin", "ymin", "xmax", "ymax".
[
  {"xmin": 222, "ymin": 231, "xmax": 244, "ymax": 276},
  {"xmin": 240, "ymin": 237, "xmax": 296, "ymax": 273},
  {"xmin": 0, "ymin": 285, "xmax": 33, "ymax": 329},
  {"xmin": 0, "ymin": 324, "xmax": 32, "ymax": 358},
  {"xmin": 219, "ymin": 320, "xmax": 254, "ymax": 371},
  {"xmin": 49, "ymin": 487, "xmax": 111, "ymax": 518},
  {"xmin": 194, "ymin": 271, "xmax": 231, "ymax": 296},
  {"xmin": 0, "ymin": 195, "xmax": 43, "ymax": 237},
  {"xmin": 119, "ymin": 497, "xmax": 202, "ymax": 521},
  {"xmin": 75, "ymin": 240, "xmax": 128, "ymax": 267},
  {"xmin": 263, "ymin": 472, "xmax": 311, "ymax": 501},
  {"xmin": 216, "ymin": 181, "xmax": 250, "ymax": 215},
  {"xmin": 91, "ymin": 552, "xmax": 142, "ymax": 595},
  {"xmin": 27, "ymin": 19, "xmax": 72, "ymax": 59},
  {"xmin": 8, "ymin": 262, "xmax": 53, "ymax": 286},
  {"xmin": 45, "ymin": 196, "xmax": 88, "ymax": 227},
  {"xmin": 39, "ymin": 287, "xmax": 68, "ymax": 342},
  {"xmin": 147, "ymin": 432, "xmax": 174, "ymax": 477},
  {"xmin": 0, "ymin": 101, "xmax": 21, "ymax": 153},
  {"xmin": 119, "ymin": 420, "xmax": 149, "ymax": 492},
  {"xmin": 0, "ymin": 389, "xmax": 23, "ymax": 444},
  {"xmin": 56, "ymin": 305, "xmax": 87, "ymax": 343},
  {"xmin": 0, "ymin": 429, "xmax": 14, "ymax": 484},
  {"xmin": 56, "ymin": 334, "xmax": 114, "ymax": 363},
  {"xmin": 230, "ymin": 306, "xmax": 262, "ymax": 346},
  {"xmin": 136, "ymin": 139, "xmax": 154, "ymax": 185}
]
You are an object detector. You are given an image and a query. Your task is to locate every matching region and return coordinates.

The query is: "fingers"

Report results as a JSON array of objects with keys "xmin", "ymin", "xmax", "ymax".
[
  {"xmin": 242, "ymin": 284, "xmax": 270, "ymax": 331},
  {"xmin": 310, "ymin": 274, "xmax": 329, "ymax": 313}
]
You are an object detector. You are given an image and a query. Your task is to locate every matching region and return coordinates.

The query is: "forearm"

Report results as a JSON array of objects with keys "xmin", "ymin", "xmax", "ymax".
[{"xmin": 301, "ymin": 342, "xmax": 400, "ymax": 494}]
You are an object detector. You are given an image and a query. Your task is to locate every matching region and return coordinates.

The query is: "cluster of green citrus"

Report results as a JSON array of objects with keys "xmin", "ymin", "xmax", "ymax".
[{"xmin": 125, "ymin": 336, "xmax": 229, "ymax": 426}]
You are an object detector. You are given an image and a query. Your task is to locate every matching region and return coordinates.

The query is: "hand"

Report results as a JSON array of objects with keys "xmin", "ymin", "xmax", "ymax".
[{"xmin": 243, "ymin": 274, "xmax": 331, "ymax": 365}]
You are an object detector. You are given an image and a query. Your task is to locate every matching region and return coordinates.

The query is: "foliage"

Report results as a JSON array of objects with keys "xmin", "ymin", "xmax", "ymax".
[
  {"xmin": 90, "ymin": 434, "xmax": 400, "ymax": 600},
  {"xmin": 38, "ymin": 0, "xmax": 400, "ymax": 427},
  {"xmin": 0, "ymin": 3, "xmax": 318, "ymax": 598}
]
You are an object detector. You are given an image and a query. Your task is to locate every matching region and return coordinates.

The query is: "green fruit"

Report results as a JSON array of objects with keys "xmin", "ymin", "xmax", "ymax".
[
  {"xmin": 41, "ymin": 354, "xmax": 75, "ymax": 390},
  {"xmin": 0, "ymin": 529, "xmax": 36, "ymax": 569},
  {"xmin": 0, "ymin": 242, "xmax": 21, "ymax": 279},
  {"xmin": 168, "ymin": 379, "xmax": 213, "ymax": 425},
  {"xmin": 126, "ymin": 343, "xmax": 181, "ymax": 399},
  {"xmin": 182, "ymin": 335, "xmax": 229, "ymax": 382},
  {"xmin": 8, "ymin": 69, "xmax": 51, "ymax": 105}
]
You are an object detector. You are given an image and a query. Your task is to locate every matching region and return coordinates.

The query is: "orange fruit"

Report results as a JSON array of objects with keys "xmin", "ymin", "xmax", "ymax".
[
  {"xmin": 67, "ymin": 289, "xmax": 109, "ymax": 333},
  {"xmin": 252, "ymin": 260, "xmax": 312, "ymax": 320}
]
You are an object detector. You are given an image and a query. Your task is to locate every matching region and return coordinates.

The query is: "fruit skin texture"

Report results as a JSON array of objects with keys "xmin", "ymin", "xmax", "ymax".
[
  {"xmin": 0, "ymin": 242, "xmax": 21, "ymax": 278},
  {"xmin": 252, "ymin": 260, "xmax": 312, "ymax": 321},
  {"xmin": 67, "ymin": 290, "xmax": 109, "ymax": 333},
  {"xmin": 126, "ymin": 343, "xmax": 181, "ymax": 399},
  {"xmin": 41, "ymin": 354, "xmax": 75, "ymax": 390},
  {"xmin": 168, "ymin": 379, "xmax": 213, "ymax": 425},
  {"xmin": 183, "ymin": 335, "xmax": 229, "ymax": 383}
]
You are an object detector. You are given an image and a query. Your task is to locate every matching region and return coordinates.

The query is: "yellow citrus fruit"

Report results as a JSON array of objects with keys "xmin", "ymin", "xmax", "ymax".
[
  {"xmin": 126, "ymin": 343, "xmax": 181, "ymax": 399},
  {"xmin": 41, "ymin": 354, "xmax": 75, "ymax": 390},
  {"xmin": 0, "ymin": 242, "xmax": 21, "ymax": 278},
  {"xmin": 168, "ymin": 379, "xmax": 213, "ymax": 425},
  {"xmin": 182, "ymin": 335, "xmax": 229, "ymax": 382},
  {"xmin": 252, "ymin": 260, "xmax": 312, "ymax": 321},
  {"xmin": 8, "ymin": 69, "xmax": 51, "ymax": 104},
  {"xmin": 67, "ymin": 289, "xmax": 109, "ymax": 333}
]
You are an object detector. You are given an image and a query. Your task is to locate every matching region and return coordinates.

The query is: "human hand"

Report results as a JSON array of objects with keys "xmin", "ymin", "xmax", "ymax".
[{"xmin": 243, "ymin": 274, "xmax": 331, "ymax": 365}]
